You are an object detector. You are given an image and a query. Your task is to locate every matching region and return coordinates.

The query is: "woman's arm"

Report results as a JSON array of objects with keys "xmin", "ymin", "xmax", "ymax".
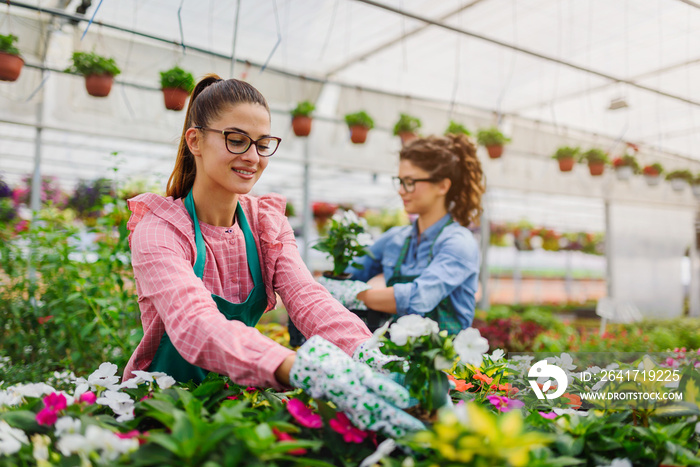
[{"xmin": 356, "ymin": 288, "xmax": 397, "ymax": 314}]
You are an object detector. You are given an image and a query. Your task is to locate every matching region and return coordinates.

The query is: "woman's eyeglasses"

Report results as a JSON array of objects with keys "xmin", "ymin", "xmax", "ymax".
[
  {"xmin": 392, "ymin": 176, "xmax": 440, "ymax": 193},
  {"xmin": 195, "ymin": 127, "xmax": 281, "ymax": 157}
]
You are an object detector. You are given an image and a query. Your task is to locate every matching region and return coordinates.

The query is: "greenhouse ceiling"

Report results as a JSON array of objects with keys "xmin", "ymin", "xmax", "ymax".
[{"xmin": 0, "ymin": 0, "xmax": 699, "ymax": 227}]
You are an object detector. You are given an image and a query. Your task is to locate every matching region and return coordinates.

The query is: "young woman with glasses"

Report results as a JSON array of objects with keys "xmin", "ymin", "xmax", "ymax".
[
  {"xmin": 347, "ymin": 134, "xmax": 485, "ymax": 333},
  {"xmin": 122, "ymin": 74, "xmax": 423, "ymax": 437}
]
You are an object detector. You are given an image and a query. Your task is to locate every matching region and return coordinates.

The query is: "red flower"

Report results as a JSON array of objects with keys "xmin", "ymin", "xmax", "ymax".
[
  {"xmin": 329, "ymin": 412, "xmax": 368, "ymax": 443},
  {"xmin": 37, "ymin": 315, "xmax": 53, "ymax": 325},
  {"xmin": 43, "ymin": 393, "xmax": 67, "ymax": 412},
  {"xmin": 271, "ymin": 428, "xmax": 307, "ymax": 455},
  {"xmin": 447, "ymin": 374, "xmax": 473, "ymax": 392},
  {"xmin": 643, "ymin": 165, "xmax": 659, "ymax": 176},
  {"xmin": 286, "ymin": 398, "xmax": 322, "ymax": 429},
  {"xmin": 116, "ymin": 430, "xmax": 149, "ymax": 445},
  {"xmin": 561, "ymin": 393, "xmax": 582, "ymax": 409},
  {"xmin": 36, "ymin": 408, "xmax": 58, "ymax": 426}
]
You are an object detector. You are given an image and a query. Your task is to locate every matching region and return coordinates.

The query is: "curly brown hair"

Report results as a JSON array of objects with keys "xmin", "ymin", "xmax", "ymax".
[{"xmin": 399, "ymin": 133, "xmax": 485, "ymax": 226}]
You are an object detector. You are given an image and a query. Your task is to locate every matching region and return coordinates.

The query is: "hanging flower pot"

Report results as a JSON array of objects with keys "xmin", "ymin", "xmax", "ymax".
[
  {"xmin": 84, "ymin": 73, "xmax": 114, "ymax": 97},
  {"xmin": 66, "ymin": 51, "xmax": 121, "ymax": 98},
  {"xmin": 644, "ymin": 174, "xmax": 661, "ymax": 186},
  {"xmin": 486, "ymin": 145, "xmax": 504, "ymax": 159},
  {"xmin": 159, "ymin": 66, "xmax": 195, "ymax": 111},
  {"xmin": 580, "ymin": 148, "xmax": 609, "ymax": 177},
  {"xmin": 477, "ymin": 127, "xmax": 511, "ymax": 159},
  {"xmin": 290, "ymin": 101, "xmax": 315, "ymax": 137},
  {"xmin": 588, "ymin": 162, "xmax": 605, "ymax": 176},
  {"xmin": 670, "ymin": 179, "xmax": 689, "ymax": 192},
  {"xmin": 642, "ymin": 163, "xmax": 663, "ymax": 186},
  {"xmin": 399, "ymin": 131, "xmax": 417, "ymax": 146},
  {"xmin": 344, "ymin": 111, "xmax": 374, "ymax": 144},
  {"xmin": 614, "ymin": 165, "xmax": 634, "ymax": 181},
  {"xmin": 666, "ymin": 170, "xmax": 693, "ymax": 192},
  {"xmin": 393, "ymin": 113, "xmax": 421, "ymax": 146},
  {"xmin": 0, "ymin": 51, "xmax": 24, "ymax": 82},
  {"xmin": 551, "ymin": 146, "xmax": 580, "ymax": 172},
  {"xmin": 557, "ymin": 157, "xmax": 575, "ymax": 172},
  {"xmin": 692, "ymin": 184, "xmax": 700, "ymax": 198}
]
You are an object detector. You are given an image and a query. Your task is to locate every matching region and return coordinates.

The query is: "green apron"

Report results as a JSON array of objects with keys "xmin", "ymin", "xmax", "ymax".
[
  {"xmin": 386, "ymin": 219, "xmax": 463, "ymax": 335},
  {"xmin": 148, "ymin": 190, "xmax": 267, "ymax": 384}
]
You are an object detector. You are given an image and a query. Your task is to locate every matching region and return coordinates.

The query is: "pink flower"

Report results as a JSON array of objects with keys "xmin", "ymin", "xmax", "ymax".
[
  {"xmin": 272, "ymin": 428, "xmax": 307, "ymax": 455},
  {"xmin": 487, "ymin": 395, "xmax": 525, "ymax": 412},
  {"xmin": 245, "ymin": 387, "xmax": 257, "ymax": 392},
  {"xmin": 539, "ymin": 411, "xmax": 558, "ymax": 419},
  {"xmin": 116, "ymin": 430, "xmax": 148, "ymax": 445},
  {"xmin": 43, "ymin": 393, "xmax": 67, "ymax": 411},
  {"xmin": 286, "ymin": 398, "xmax": 322, "ymax": 429},
  {"xmin": 226, "ymin": 396, "xmax": 239, "ymax": 400},
  {"xmin": 79, "ymin": 391, "xmax": 96, "ymax": 405},
  {"xmin": 36, "ymin": 408, "xmax": 58, "ymax": 426},
  {"xmin": 329, "ymin": 412, "xmax": 368, "ymax": 443}
]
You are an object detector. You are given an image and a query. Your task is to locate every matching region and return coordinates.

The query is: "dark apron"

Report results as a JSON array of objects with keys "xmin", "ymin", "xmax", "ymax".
[
  {"xmin": 386, "ymin": 219, "xmax": 463, "ymax": 335},
  {"xmin": 148, "ymin": 190, "xmax": 267, "ymax": 384}
]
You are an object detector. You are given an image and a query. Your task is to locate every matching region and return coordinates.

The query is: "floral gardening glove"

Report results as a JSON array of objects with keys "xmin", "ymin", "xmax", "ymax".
[
  {"xmin": 290, "ymin": 336, "xmax": 425, "ymax": 438},
  {"xmin": 317, "ymin": 276, "xmax": 372, "ymax": 310},
  {"xmin": 353, "ymin": 339, "xmax": 405, "ymax": 375}
]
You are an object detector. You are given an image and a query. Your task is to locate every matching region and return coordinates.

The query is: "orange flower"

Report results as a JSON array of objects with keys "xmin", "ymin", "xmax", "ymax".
[
  {"xmin": 473, "ymin": 371, "xmax": 493, "ymax": 385},
  {"xmin": 491, "ymin": 382, "xmax": 519, "ymax": 395},
  {"xmin": 448, "ymin": 374, "xmax": 474, "ymax": 392},
  {"xmin": 561, "ymin": 393, "xmax": 582, "ymax": 409}
]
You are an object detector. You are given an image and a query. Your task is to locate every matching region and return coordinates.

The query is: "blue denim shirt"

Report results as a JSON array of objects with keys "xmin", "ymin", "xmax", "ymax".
[{"xmin": 345, "ymin": 214, "xmax": 480, "ymax": 328}]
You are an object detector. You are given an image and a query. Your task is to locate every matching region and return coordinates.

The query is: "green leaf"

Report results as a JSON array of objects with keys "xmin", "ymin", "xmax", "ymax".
[
  {"xmin": 147, "ymin": 432, "xmax": 183, "ymax": 456},
  {"xmin": 0, "ymin": 410, "xmax": 46, "ymax": 433},
  {"xmin": 192, "ymin": 380, "xmax": 226, "ymax": 398}
]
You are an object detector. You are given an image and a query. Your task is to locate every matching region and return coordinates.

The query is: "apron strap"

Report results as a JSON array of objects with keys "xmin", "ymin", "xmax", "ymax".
[
  {"xmin": 393, "ymin": 218, "xmax": 454, "ymax": 276},
  {"xmin": 184, "ymin": 190, "xmax": 206, "ymax": 279}
]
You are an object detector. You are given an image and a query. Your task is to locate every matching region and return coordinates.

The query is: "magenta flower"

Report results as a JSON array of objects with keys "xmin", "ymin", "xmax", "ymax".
[
  {"xmin": 43, "ymin": 393, "xmax": 67, "ymax": 411},
  {"xmin": 36, "ymin": 408, "xmax": 58, "ymax": 426},
  {"xmin": 272, "ymin": 428, "xmax": 307, "ymax": 455},
  {"xmin": 79, "ymin": 391, "xmax": 96, "ymax": 405},
  {"xmin": 487, "ymin": 395, "xmax": 525, "ymax": 412},
  {"xmin": 286, "ymin": 398, "xmax": 322, "ymax": 429},
  {"xmin": 539, "ymin": 411, "xmax": 558, "ymax": 419},
  {"xmin": 329, "ymin": 412, "xmax": 368, "ymax": 443}
]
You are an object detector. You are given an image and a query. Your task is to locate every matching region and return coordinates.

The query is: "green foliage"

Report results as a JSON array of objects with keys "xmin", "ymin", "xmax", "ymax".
[
  {"xmin": 476, "ymin": 127, "xmax": 511, "ymax": 146},
  {"xmin": 290, "ymin": 100, "xmax": 315, "ymax": 117},
  {"xmin": 392, "ymin": 113, "xmax": 421, "ymax": 135},
  {"xmin": 159, "ymin": 66, "xmax": 195, "ymax": 93},
  {"xmin": 552, "ymin": 146, "xmax": 580, "ymax": 160},
  {"xmin": 312, "ymin": 210, "xmax": 372, "ymax": 277},
  {"xmin": 0, "ymin": 33, "xmax": 20, "ymax": 56},
  {"xmin": 344, "ymin": 111, "xmax": 374, "ymax": 129},
  {"xmin": 444, "ymin": 120, "xmax": 471, "ymax": 136},
  {"xmin": 613, "ymin": 154, "xmax": 641, "ymax": 173},
  {"xmin": 579, "ymin": 148, "xmax": 609, "ymax": 164},
  {"xmin": 65, "ymin": 51, "xmax": 121, "ymax": 77},
  {"xmin": 665, "ymin": 169, "xmax": 693, "ymax": 182}
]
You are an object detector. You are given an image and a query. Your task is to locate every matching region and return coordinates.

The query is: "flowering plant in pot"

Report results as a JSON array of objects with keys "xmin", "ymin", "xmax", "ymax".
[
  {"xmin": 0, "ymin": 33, "xmax": 24, "ymax": 82},
  {"xmin": 551, "ymin": 146, "xmax": 580, "ymax": 172},
  {"xmin": 612, "ymin": 154, "xmax": 640, "ymax": 181},
  {"xmin": 642, "ymin": 162, "xmax": 664, "ymax": 186},
  {"xmin": 159, "ymin": 66, "xmax": 195, "ymax": 111},
  {"xmin": 65, "ymin": 51, "xmax": 121, "ymax": 97},
  {"xmin": 290, "ymin": 100, "xmax": 315, "ymax": 137},
  {"xmin": 444, "ymin": 120, "xmax": 472, "ymax": 137},
  {"xmin": 665, "ymin": 169, "xmax": 693, "ymax": 192},
  {"xmin": 579, "ymin": 148, "xmax": 609, "ymax": 176},
  {"xmin": 393, "ymin": 113, "xmax": 421, "ymax": 146},
  {"xmin": 344, "ymin": 111, "xmax": 374, "ymax": 144},
  {"xmin": 476, "ymin": 127, "xmax": 511, "ymax": 159},
  {"xmin": 312, "ymin": 209, "xmax": 372, "ymax": 278}
]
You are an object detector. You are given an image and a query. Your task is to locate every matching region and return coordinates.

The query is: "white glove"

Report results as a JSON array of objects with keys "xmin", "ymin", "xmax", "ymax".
[
  {"xmin": 290, "ymin": 336, "xmax": 425, "ymax": 438},
  {"xmin": 317, "ymin": 276, "xmax": 372, "ymax": 310},
  {"xmin": 353, "ymin": 340, "xmax": 404, "ymax": 375}
]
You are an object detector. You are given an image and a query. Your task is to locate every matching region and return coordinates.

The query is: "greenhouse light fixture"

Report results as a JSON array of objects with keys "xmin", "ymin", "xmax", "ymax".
[{"xmin": 608, "ymin": 97, "xmax": 629, "ymax": 110}]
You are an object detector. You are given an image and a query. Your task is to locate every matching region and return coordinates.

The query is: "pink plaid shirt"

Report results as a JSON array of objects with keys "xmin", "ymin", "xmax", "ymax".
[{"xmin": 123, "ymin": 193, "xmax": 372, "ymax": 389}]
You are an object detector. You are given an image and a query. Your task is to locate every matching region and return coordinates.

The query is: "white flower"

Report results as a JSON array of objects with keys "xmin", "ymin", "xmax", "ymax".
[
  {"xmin": 401, "ymin": 457, "xmax": 416, "ymax": 467},
  {"xmin": 355, "ymin": 232, "xmax": 373, "ymax": 247},
  {"xmin": 0, "ymin": 420, "xmax": 28, "ymax": 455},
  {"xmin": 0, "ymin": 390, "xmax": 22, "ymax": 408},
  {"xmin": 552, "ymin": 407, "xmax": 588, "ymax": 417},
  {"xmin": 55, "ymin": 417, "xmax": 82, "ymax": 437},
  {"xmin": 388, "ymin": 315, "xmax": 439, "ymax": 346},
  {"xmin": 608, "ymin": 459, "xmax": 633, "ymax": 467},
  {"xmin": 155, "ymin": 375, "xmax": 176, "ymax": 389},
  {"xmin": 343, "ymin": 210, "xmax": 360, "ymax": 225},
  {"xmin": 56, "ymin": 433, "xmax": 90, "ymax": 457},
  {"xmin": 695, "ymin": 421, "xmax": 700, "ymax": 434},
  {"xmin": 591, "ymin": 379, "xmax": 606, "ymax": 391},
  {"xmin": 434, "ymin": 355, "xmax": 452, "ymax": 370},
  {"xmin": 490, "ymin": 349, "xmax": 505, "ymax": 361},
  {"xmin": 120, "ymin": 370, "xmax": 170, "ymax": 389},
  {"xmin": 31, "ymin": 434, "xmax": 51, "ymax": 462},
  {"xmin": 84, "ymin": 425, "xmax": 138, "ymax": 462},
  {"xmin": 359, "ymin": 438, "xmax": 396, "ymax": 467},
  {"xmin": 73, "ymin": 377, "xmax": 90, "ymax": 398},
  {"xmin": 363, "ymin": 320, "xmax": 392, "ymax": 350},
  {"xmin": 453, "ymin": 328, "xmax": 489, "ymax": 367},
  {"xmin": 97, "ymin": 390, "xmax": 134, "ymax": 420},
  {"xmin": 88, "ymin": 362, "xmax": 120, "ymax": 391},
  {"xmin": 551, "ymin": 353, "xmax": 577, "ymax": 372}
]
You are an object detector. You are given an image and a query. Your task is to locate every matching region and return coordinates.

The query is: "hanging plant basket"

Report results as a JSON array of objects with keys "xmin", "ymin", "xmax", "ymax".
[
  {"xmin": 557, "ymin": 157, "xmax": 575, "ymax": 172},
  {"xmin": 644, "ymin": 174, "xmax": 662, "ymax": 187},
  {"xmin": 692, "ymin": 184, "xmax": 700, "ymax": 198},
  {"xmin": 399, "ymin": 131, "xmax": 417, "ymax": 146},
  {"xmin": 162, "ymin": 87, "xmax": 190, "ymax": 111},
  {"xmin": 349, "ymin": 125, "xmax": 369, "ymax": 144},
  {"xmin": 486, "ymin": 145, "xmax": 504, "ymax": 159},
  {"xmin": 84, "ymin": 73, "xmax": 114, "ymax": 97},
  {"xmin": 670, "ymin": 179, "xmax": 688, "ymax": 192},
  {"xmin": 615, "ymin": 166, "xmax": 634, "ymax": 181},
  {"xmin": 292, "ymin": 116, "xmax": 312, "ymax": 137},
  {"xmin": 588, "ymin": 162, "xmax": 605, "ymax": 176},
  {"xmin": 0, "ymin": 51, "xmax": 24, "ymax": 82}
]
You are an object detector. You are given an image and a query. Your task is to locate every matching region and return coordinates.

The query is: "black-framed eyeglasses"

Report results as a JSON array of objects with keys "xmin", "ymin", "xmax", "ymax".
[
  {"xmin": 392, "ymin": 176, "xmax": 440, "ymax": 193},
  {"xmin": 195, "ymin": 127, "xmax": 281, "ymax": 157}
]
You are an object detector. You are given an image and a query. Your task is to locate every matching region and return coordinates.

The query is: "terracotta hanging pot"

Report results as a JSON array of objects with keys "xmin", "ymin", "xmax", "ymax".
[
  {"xmin": 557, "ymin": 157, "xmax": 575, "ymax": 172},
  {"xmin": 292, "ymin": 116, "xmax": 312, "ymax": 137},
  {"xmin": 162, "ymin": 87, "xmax": 190, "ymax": 111},
  {"xmin": 486, "ymin": 145, "xmax": 504, "ymax": 159},
  {"xmin": 0, "ymin": 52, "xmax": 24, "ymax": 82},
  {"xmin": 349, "ymin": 125, "xmax": 369, "ymax": 144},
  {"xmin": 399, "ymin": 131, "xmax": 417, "ymax": 146},
  {"xmin": 84, "ymin": 73, "xmax": 114, "ymax": 97},
  {"xmin": 588, "ymin": 162, "xmax": 605, "ymax": 176}
]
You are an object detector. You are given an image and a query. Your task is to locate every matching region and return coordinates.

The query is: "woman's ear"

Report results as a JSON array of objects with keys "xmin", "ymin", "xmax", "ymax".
[
  {"xmin": 438, "ymin": 177, "xmax": 452, "ymax": 196},
  {"xmin": 185, "ymin": 127, "xmax": 201, "ymax": 157}
]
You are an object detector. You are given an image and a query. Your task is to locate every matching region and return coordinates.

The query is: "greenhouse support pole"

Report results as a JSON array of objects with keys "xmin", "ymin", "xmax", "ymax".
[
  {"xmin": 604, "ymin": 199, "xmax": 613, "ymax": 299},
  {"xmin": 478, "ymin": 201, "xmax": 490, "ymax": 310},
  {"xmin": 690, "ymin": 211, "xmax": 700, "ymax": 317},
  {"xmin": 301, "ymin": 137, "xmax": 311, "ymax": 266}
]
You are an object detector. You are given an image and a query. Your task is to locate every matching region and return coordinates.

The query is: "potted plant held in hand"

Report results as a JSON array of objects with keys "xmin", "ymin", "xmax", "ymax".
[
  {"xmin": 642, "ymin": 163, "xmax": 664, "ymax": 186},
  {"xmin": 393, "ymin": 113, "xmax": 421, "ymax": 146},
  {"xmin": 344, "ymin": 111, "xmax": 374, "ymax": 144},
  {"xmin": 66, "ymin": 51, "xmax": 121, "ymax": 97},
  {"xmin": 666, "ymin": 169, "xmax": 693, "ymax": 192},
  {"xmin": 313, "ymin": 209, "xmax": 372, "ymax": 279},
  {"xmin": 552, "ymin": 146, "xmax": 580, "ymax": 172},
  {"xmin": 291, "ymin": 100, "xmax": 315, "ymax": 137},
  {"xmin": 476, "ymin": 127, "xmax": 511, "ymax": 159},
  {"xmin": 159, "ymin": 66, "xmax": 195, "ymax": 111},
  {"xmin": 0, "ymin": 34, "xmax": 24, "ymax": 82},
  {"xmin": 580, "ymin": 148, "xmax": 609, "ymax": 176}
]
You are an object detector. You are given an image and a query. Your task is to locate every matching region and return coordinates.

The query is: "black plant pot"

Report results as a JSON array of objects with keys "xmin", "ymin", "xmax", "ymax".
[
  {"xmin": 349, "ymin": 308, "xmax": 392, "ymax": 333},
  {"xmin": 288, "ymin": 319, "xmax": 306, "ymax": 348}
]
